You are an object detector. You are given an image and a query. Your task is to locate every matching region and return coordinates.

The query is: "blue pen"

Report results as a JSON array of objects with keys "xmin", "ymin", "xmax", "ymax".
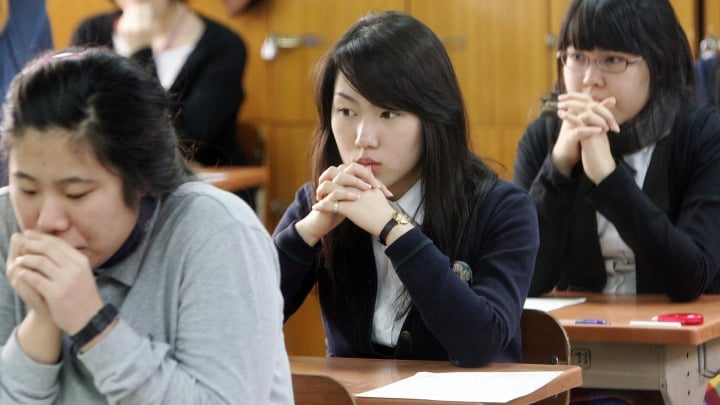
[{"xmin": 575, "ymin": 319, "xmax": 610, "ymax": 325}]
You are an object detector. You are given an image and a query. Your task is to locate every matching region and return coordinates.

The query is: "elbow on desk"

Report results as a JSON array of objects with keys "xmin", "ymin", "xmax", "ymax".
[
  {"xmin": 667, "ymin": 289, "xmax": 702, "ymax": 303},
  {"xmin": 447, "ymin": 344, "xmax": 500, "ymax": 368},
  {"xmin": 666, "ymin": 276, "xmax": 708, "ymax": 302},
  {"xmin": 449, "ymin": 353, "xmax": 493, "ymax": 368}
]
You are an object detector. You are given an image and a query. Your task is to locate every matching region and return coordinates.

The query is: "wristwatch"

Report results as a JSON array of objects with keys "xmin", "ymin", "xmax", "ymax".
[
  {"xmin": 378, "ymin": 211, "xmax": 412, "ymax": 245},
  {"xmin": 70, "ymin": 303, "xmax": 118, "ymax": 349}
]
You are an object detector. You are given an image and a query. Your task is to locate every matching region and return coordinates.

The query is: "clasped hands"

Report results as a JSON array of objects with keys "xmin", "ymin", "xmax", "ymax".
[
  {"xmin": 6, "ymin": 230, "xmax": 104, "ymax": 337},
  {"xmin": 295, "ymin": 163, "xmax": 397, "ymax": 247},
  {"xmin": 552, "ymin": 92, "xmax": 621, "ymax": 184},
  {"xmin": 116, "ymin": 3, "xmax": 157, "ymax": 55}
]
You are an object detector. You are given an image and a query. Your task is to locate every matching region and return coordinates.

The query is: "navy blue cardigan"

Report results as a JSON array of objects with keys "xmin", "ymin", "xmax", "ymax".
[
  {"xmin": 514, "ymin": 104, "xmax": 720, "ymax": 301},
  {"xmin": 273, "ymin": 180, "xmax": 538, "ymax": 367}
]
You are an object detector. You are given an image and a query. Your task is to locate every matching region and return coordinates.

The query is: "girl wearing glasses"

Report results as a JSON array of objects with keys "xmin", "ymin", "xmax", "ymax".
[{"xmin": 514, "ymin": 0, "xmax": 720, "ymax": 302}]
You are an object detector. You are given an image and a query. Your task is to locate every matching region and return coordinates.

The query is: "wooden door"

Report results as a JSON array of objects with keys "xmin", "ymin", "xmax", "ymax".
[
  {"xmin": 671, "ymin": 0, "xmax": 699, "ymax": 58},
  {"xmin": 411, "ymin": 0, "xmax": 554, "ymax": 178}
]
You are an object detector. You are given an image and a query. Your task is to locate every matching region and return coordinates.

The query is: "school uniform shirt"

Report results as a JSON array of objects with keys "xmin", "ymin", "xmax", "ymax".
[
  {"xmin": 0, "ymin": 182, "xmax": 293, "ymax": 404},
  {"xmin": 274, "ymin": 179, "xmax": 539, "ymax": 367},
  {"xmin": 71, "ymin": 12, "xmax": 247, "ymax": 167},
  {"xmin": 514, "ymin": 103, "xmax": 720, "ymax": 302}
]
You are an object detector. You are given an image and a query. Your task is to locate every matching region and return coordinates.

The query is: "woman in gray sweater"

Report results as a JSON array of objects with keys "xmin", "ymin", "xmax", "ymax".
[{"xmin": 0, "ymin": 47, "xmax": 292, "ymax": 404}]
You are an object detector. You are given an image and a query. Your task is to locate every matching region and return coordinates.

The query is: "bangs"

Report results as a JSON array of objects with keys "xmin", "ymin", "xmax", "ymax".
[
  {"xmin": 334, "ymin": 34, "xmax": 419, "ymax": 113},
  {"xmin": 560, "ymin": 1, "xmax": 642, "ymax": 54}
]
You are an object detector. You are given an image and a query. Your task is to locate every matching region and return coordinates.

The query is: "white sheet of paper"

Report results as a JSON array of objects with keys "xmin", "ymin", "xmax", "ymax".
[
  {"xmin": 523, "ymin": 297, "xmax": 586, "ymax": 312},
  {"xmin": 356, "ymin": 371, "xmax": 563, "ymax": 402}
]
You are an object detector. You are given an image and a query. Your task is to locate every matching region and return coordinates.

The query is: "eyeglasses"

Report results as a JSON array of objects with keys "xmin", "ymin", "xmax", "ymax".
[{"xmin": 558, "ymin": 51, "xmax": 643, "ymax": 73}]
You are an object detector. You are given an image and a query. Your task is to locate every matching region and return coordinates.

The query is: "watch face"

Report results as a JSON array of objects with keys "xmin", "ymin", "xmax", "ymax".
[{"xmin": 393, "ymin": 211, "xmax": 412, "ymax": 224}]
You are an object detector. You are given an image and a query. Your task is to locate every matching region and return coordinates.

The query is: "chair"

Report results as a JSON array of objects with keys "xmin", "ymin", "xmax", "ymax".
[
  {"xmin": 521, "ymin": 308, "xmax": 571, "ymax": 405},
  {"xmin": 236, "ymin": 121, "xmax": 266, "ymax": 166},
  {"xmin": 291, "ymin": 373, "xmax": 356, "ymax": 405},
  {"xmin": 234, "ymin": 121, "xmax": 268, "ymax": 215}
]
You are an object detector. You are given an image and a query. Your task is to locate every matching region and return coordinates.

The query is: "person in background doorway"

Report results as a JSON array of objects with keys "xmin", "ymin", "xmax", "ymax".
[
  {"xmin": 274, "ymin": 11, "xmax": 539, "ymax": 368},
  {"xmin": 514, "ymin": 0, "xmax": 720, "ymax": 402},
  {"xmin": 0, "ymin": 47, "xmax": 292, "ymax": 403}
]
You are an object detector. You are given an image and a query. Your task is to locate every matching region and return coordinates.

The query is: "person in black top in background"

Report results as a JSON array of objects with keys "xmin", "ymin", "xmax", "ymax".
[{"xmin": 71, "ymin": 0, "xmax": 257, "ymax": 208}]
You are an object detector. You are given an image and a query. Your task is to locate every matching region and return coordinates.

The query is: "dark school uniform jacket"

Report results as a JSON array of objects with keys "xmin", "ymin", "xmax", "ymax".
[
  {"xmin": 274, "ymin": 180, "xmax": 539, "ymax": 367},
  {"xmin": 514, "ymin": 103, "xmax": 720, "ymax": 302}
]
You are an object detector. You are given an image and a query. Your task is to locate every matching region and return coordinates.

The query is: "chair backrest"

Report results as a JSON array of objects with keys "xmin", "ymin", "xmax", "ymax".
[
  {"xmin": 236, "ymin": 121, "xmax": 266, "ymax": 166},
  {"xmin": 520, "ymin": 308, "xmax": 571, "ymax": 405},
  {"xmin": 292, "ymin": 373, "xmax": 356, "ymax": 405}
]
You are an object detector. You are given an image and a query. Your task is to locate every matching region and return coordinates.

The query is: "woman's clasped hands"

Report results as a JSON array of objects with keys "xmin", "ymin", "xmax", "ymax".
[
  {"xmin": 6, "ymin": 230, "xmax": 104, "ymax": 337},
  {"xmin": 295, "ymin": 163, "xmax": 395, "ymax": 247},
  {"xmin": 552, "ymin": 92, "xmax": 621, "ymax": 183}
]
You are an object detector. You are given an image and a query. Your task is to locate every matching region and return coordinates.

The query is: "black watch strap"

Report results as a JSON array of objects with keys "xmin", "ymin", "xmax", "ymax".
[
  {"xmin": 378, "ymin": 217, "xmax": 398, "ymax": 245},
  {"xmin": 71, "ymin": 303, "xmax": 118, "ymax": 348}
]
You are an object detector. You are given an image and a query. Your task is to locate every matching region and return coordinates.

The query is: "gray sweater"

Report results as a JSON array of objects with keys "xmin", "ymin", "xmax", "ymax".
[{"xmin": 0, "ymin": 182, "xmax": 293, "ymax": 404}]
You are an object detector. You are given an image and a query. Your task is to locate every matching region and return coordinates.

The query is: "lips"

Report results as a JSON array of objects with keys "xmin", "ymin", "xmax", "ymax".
[
  {"xmin": 356, "ymin": 158, "xmax": 379, "ymax": 174},
  {"xmin": 356, "ymin": 157, "xmax": 378, "ymax": 166}
]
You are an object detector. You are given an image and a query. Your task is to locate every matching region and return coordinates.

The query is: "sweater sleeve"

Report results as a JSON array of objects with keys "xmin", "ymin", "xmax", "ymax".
[
  {"xmin": 389, "ymin": 181, "xmax": 539, "ymax": 367},
  {"xmin": 0, "ymin": 329, "xmax": 60, "ymax": 404}
]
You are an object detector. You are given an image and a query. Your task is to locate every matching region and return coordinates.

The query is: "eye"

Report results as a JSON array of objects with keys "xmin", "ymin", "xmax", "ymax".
[
  {"xmin": 66, "ymin": 191, "xmax": 90, "ymax": 200},
  {"xmin": 568, "ymin": 53, "xmax": 587, "ymax": 63},
  {"xmin": 19, "ymin": 189, "xmax": 37, "ymax": 196},
  {"xmin": 335, "ymin": 107, "xmax": 355, "ymax": 117},
  {"xmin": 380, "ymin": 111, "xmax": 398, "ymax": 119},
  {"xmin": 602, "ymin": 55, "xmax": 626, "ymax": 65}
]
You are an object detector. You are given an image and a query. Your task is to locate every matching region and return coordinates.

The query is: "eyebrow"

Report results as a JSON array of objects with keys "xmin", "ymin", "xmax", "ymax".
[
  {"xmin": 334, "ymin": 91, "xmax": 358, "ymax": 103},
  {"xmin": 13, "ymin": 172, "xmax": 95, "ymax": 185}
]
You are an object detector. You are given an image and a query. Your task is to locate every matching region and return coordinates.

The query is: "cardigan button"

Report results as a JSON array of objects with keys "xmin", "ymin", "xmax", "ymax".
[{"xmin": 400, "ymin": 331, "xmax": 412, "ymax": 341}]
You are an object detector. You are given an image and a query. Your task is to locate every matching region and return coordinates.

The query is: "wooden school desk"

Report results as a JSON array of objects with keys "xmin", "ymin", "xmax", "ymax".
[
  {"xmin": 547, "ymin": 293, "xmax": 720, "ymax": 405},
  {"xmin": 194, "ymin": 165, "xmax": 269, "ymax": 192},
  {"xmin": 290, "ymin": 355, "xmax": 582, "ymax": 405}
]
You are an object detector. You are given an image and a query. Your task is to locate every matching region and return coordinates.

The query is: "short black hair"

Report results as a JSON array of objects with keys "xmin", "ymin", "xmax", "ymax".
[
  {"xmin": 556, "ymin": 0, "xmax": 694, "ymax": 111},
  {"xmin": 1, "ymin": 47, "xmax": 193, "ymax": 207}
]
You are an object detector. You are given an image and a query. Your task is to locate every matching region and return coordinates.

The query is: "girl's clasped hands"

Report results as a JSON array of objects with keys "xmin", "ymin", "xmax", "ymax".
[{"xmin": 553, "ymin": 92, "xmax": 621, "ymax": 183}]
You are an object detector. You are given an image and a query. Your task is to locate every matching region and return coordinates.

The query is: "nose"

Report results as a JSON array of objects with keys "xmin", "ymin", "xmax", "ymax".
[
  {"xmin": 582, "ymin": 62, "xmax": 604, "ymax": 87},
  {"xmin": 36, "ymin": 198, "xmax": 70, "ymax": 234},
  {"xmin": 354, "ymin": 118, "xmax": 379, "ymax": 149}
]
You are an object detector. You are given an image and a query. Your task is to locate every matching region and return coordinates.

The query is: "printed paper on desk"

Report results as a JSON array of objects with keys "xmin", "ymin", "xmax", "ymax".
[
  {"xmin": 524, "ymin": 297, "xmax": 587, "ymax": 312},
  {"xmin": 356, "ymin": 371, "xmax": 563, "ymax": 403}
]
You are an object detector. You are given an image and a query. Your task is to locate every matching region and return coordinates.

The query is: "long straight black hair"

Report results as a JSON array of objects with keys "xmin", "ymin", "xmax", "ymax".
[{"xmin": 310, "ymin": 11, "xmax": 498, "ymax": 298}]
